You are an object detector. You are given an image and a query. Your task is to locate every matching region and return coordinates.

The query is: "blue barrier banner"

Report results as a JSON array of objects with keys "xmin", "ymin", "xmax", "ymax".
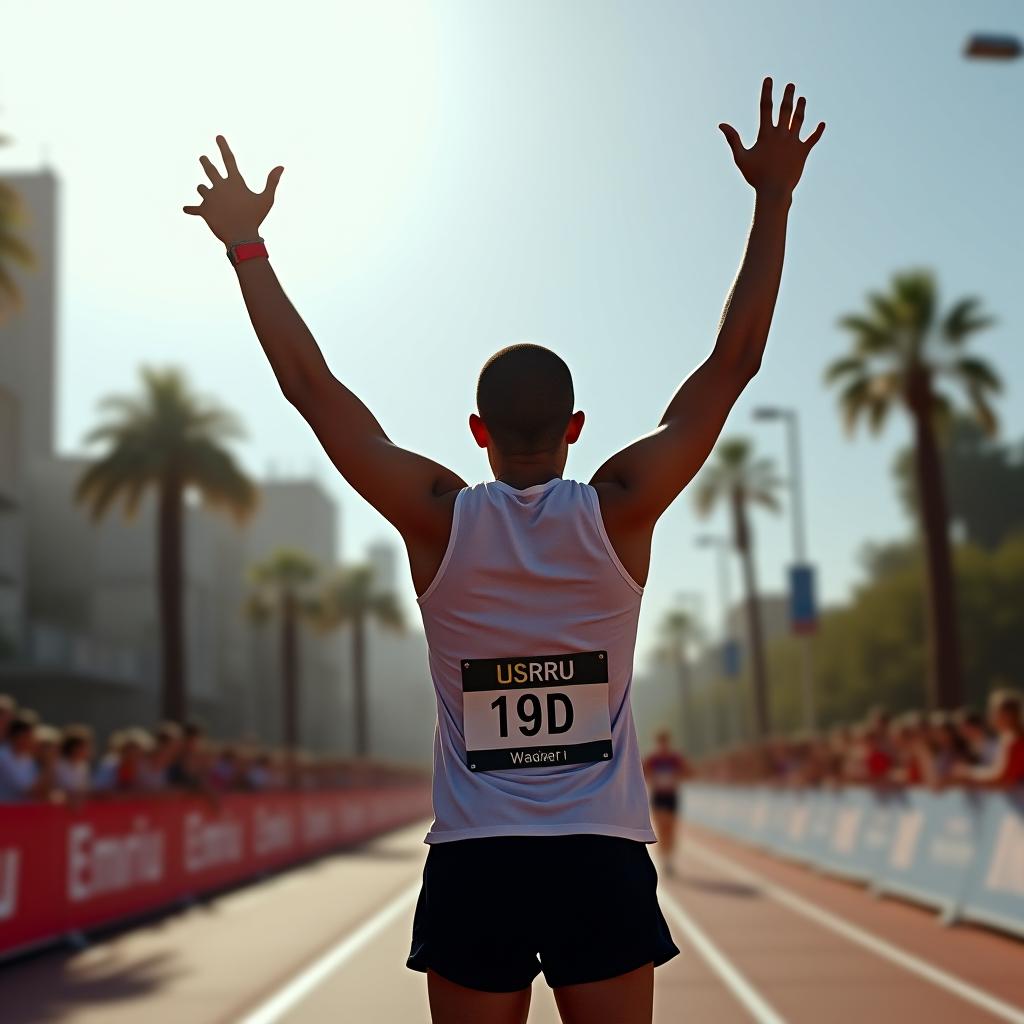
[
  {"xmin": 857, "ymin": 790, "xmax": 908, "ymax": 882},
  {"xmin": 959, "ymin": 790, "xmax": 1024, "ymax": 939},
  {"xmin": 872, "ymin": 789, "xmax": 985, "ymax": 914},
  {"xmin": 802, "ymin": 788, "xmax": 840, "ymax": 863},
  {"xmin": 815, "ymin": 787, "xmax": 878, "ymax": 881},
  {"xmin": 770, "ymin": 789, "xmax": 820, "ymax": 862},
  {"xmin": 682, "ymin": 783, "xmax": 1024, "ymax": 940}
]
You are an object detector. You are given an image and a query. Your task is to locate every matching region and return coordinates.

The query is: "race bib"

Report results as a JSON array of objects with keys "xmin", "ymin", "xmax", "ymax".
[{"xmin": 461, "ymin": 650, "xmax": 614, "ymax": 772}]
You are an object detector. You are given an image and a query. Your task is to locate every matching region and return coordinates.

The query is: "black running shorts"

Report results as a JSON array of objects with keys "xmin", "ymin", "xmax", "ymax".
[{"xmin": 406, "ymin": 833, "xmax": 680, "ymax": 992}]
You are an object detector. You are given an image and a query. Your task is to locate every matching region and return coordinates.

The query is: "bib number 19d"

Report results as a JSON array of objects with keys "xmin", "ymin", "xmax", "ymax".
[
  {"xmin": 461, "ymin": 651, "xmax": 614, "ymax": 772},
  {"xmin": 489, "ymin": 692, "xmax": 574, "ymax": 738}
]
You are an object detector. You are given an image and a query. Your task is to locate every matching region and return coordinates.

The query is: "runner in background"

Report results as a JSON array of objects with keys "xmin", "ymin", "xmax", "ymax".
[{"xmin": 644, "ymin": 730, "xmax": 691, "ymax": 876}]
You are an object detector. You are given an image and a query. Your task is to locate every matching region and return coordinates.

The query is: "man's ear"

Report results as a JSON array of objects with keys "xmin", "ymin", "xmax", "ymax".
[
  {"xmin": 566, "ymin": 410, "xmax": 586, "ymax": 445},
  {"xmin": 469, "ymin": 413, "xmax": 490, "ymax": 449}
]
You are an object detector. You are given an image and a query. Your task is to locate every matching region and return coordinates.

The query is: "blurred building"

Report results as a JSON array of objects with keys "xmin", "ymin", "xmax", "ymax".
[
  {"xmin": 242, "ymin": 479, "xmax": 347, "ymax": 752},
  {"xmin": 726, "ymin": 594, "xmax": 789, "ymax": 649},
  {"xmin": 359, "ymin": 615, "xmax": 434, "ymax": 767},
  {"xmin": 19, "ymin": 465, "xmax": 354, "ymax": 751},
  {"xmin": 0, "ymin": 170, "xmax": 57, "ymax": 657},
  {"xmin": 366, "ymin": 539, "xmax": 398, "ymax": 595},
  {"xmin": 0, "ymin": 167, "xmax": 433, "ymax": 763},
  {"xmin": 631, "ymin": 593, "xmax": 791, "ymax": 756}
]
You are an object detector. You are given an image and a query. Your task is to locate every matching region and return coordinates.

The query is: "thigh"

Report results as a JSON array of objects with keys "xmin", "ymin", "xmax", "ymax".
[
  {"xmin": 553, "ymin": 963, "xmax": 653, "ymax": 1024},
  {"xmin": 428, "ymin": 969, "xmax": 532, "ymax": 1024}
]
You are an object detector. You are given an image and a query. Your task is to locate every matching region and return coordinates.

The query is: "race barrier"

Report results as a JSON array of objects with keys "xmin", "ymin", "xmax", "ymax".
[
  {"xmin": 684, "ymin": 783, "xmax": 1024, "ymax": 939},
  {"xmin": 0, "ymin": 783, "xmax": 431, "ymax": 960}
]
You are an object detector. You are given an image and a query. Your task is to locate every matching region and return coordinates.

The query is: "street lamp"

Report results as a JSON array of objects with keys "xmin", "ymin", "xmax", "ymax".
[
  {"xmin": 964, "ymin": 34, "xmax": 1022, "ymax": 60},
  {"xmin": 753, "ymin": 406, "xmax": 818, "ymax": 731},
  {"xmin": 696, "ymin": 534, "xmax": 742, "ymax": 742}
]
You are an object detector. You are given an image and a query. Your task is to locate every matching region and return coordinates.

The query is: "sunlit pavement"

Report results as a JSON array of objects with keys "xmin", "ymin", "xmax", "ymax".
[{"xmin": 2, "ymin": 821, "xmax": 1023, "ymax": 1024}]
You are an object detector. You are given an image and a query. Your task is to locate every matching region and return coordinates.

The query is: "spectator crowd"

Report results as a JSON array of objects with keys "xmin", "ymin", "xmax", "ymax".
[
  {"xmin": 698, "ymin": 688, "xmax": 1024, "ymax": 790},
  {"xmin": 0, "ymin": 694, "xmax": 421, "ymax": 804}
]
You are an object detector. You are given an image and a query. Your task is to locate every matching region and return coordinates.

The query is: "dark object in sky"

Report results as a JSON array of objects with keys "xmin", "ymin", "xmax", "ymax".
[{"xmin": 964, "ymin": 34, "xmax": 1022, "ymax": 60}]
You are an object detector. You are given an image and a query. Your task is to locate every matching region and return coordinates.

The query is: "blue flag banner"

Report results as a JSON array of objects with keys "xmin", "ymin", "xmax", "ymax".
[
  {"xmin": 788, "ymin": 564, "xmax": 818, "ymax": 634},
  {"xmin": 722, "ymin": 639, "xmax": 742, "ymax": 678}
]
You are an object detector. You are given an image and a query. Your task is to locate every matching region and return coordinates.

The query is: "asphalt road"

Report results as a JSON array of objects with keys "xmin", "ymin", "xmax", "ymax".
[{"xmin": 3, "ymin": 820, "xmax": 1023, "ymax": 1023}]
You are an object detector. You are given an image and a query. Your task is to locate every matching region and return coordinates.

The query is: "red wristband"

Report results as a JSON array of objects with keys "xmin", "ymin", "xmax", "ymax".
[{"xmin": 227, "ymin": 240, "xmax": 269, "ymax": 266}]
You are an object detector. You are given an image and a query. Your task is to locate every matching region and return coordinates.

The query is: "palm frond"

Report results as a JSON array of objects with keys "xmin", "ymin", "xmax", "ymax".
[
  {"xmin": 694, "ymin": 438, "xmax": 780, "ymax": 514},
  {"xmin": 748, "ymin": 488, "xmax": 781, "ymax": 512},
  {"xmin": 78, "ymin": 366, "xmax": 254, "ymax": 526},
  {"xmin": 945, "ymin": 356, "xmax": 1002, "ymax": 394},
  {"xmin": 837, "ymin": 375, "xmax": 872, "ymax": 434},
  {"xmin": 0, "ymin": 266, "xmax": 21, "ymax": 313},
  {"xmin": 929, "ymin": 391, "xmax": 955, "ymax": 439},
  {"xmin": 75, "ymin": 446, "xmax": 161, "ymax": 521},
  {"xmin": 244, "ymin": 590, "xmax": 276, "ymax": 624},
  {"xmin": 692, "ymin": 476, "xmax": 721, "ymax": 518},
  {"xmin": 370, "ymin": 591, "xmax": 405, "ymax": 631},
  {"xmin": 249, "ymin": 548, "xmax": 320, "ymax": 589},
  {"xmin": 836, "ymin": 315, "xmax": 898, "ymax": 359},
  {"xmin": 832, "ymin": 271, "xmax": 1001, "ymax": 442},
  {"xmin": 966, "ymin": 383, "xmax": 999, "ymax": 437},
  {"xmin": 0, "ymin": 231, "xmax": 33, "ymax": 267},
  {"xmin": 823, "ymin": 354, "xmax": 867, "ymax": 385},
  {"xmin": 941, "ymin": 297, "xmax": 995, "ymax": 344},
  {"xmin": 892, "ymin": 270, "xmax": 936, "ymax": 335},
  {"xmin": 867, "ymin": 291, "xmax": 902, "ymax": 330},
  {"xmin": 185, "ymin": 439, "xmax": 257, "ymax": 523},
  {"xmin": 317, "ymin": 565, "xmax": 402, "ymax": 631},
  {"xmin": 865, "ymin": 395, "xmax": 892, "ymax": 435}
]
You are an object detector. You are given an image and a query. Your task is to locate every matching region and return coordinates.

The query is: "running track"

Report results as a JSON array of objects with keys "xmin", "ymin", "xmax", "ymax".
[{"xmin": 3, "ymin": 820, "xmax": 1022, "ymax": 1023}]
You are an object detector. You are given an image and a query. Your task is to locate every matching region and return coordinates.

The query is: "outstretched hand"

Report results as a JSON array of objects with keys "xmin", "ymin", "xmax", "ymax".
[
  {"xmin": 183, "ymin": 136, "xmax": 284, "ymax": 244},
  {"xmin": 719, "ymin": 78, "xmax": 824, "ymax": 196}
]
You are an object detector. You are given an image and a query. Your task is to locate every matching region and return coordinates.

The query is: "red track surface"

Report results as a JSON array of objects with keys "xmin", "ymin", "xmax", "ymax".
[{"xmin": 1, "ymin": 820, "xmax": 1022, "ymax": 1022}]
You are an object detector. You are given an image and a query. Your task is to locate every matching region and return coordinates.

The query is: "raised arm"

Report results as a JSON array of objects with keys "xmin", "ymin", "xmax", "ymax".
[
  {"xmin": 183, "ymin": 138, "xmax": 465, "ymax": 560},
  {"xmin": 592, "ymin": 79, "xmax": 824, "ymax": 534}
]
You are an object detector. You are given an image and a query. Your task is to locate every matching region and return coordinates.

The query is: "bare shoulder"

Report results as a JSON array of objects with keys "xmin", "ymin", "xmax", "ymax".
[
  {"xmin": 590, "ymin": 479, "xmax": 655, "ymax": 590},
  {"xmin": 405, "ymin": 479, "xmax": 464, "ymax": 598}
]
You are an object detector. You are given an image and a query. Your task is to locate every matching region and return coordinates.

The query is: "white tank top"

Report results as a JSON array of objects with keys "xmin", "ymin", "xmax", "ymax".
[{"xmin": 417, "ymin": 477, "xmax": 656, "ymax": 844}]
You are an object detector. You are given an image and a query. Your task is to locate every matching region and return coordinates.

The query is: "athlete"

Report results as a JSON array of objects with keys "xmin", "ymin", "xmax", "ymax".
[
  {"xmin": 643, "ymin": 730, "xmax": 691, "ymax": 876},
  {"xmin": 184, "ymin": 77, "xmax": 824, "ymax": 1024}
]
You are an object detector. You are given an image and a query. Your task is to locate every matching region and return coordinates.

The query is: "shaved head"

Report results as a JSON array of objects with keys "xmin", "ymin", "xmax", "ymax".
[{"xmin": 476, "ymin": 344, "xmax": 574, "ymax": 455}]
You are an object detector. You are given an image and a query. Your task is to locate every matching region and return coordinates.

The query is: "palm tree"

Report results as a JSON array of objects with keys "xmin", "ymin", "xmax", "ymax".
[
  {"xmin": 318, "ymin": 565, "xmax": 404, "ymax": 757},
  {"xmin": 695, "ymin": 438, "xmax": 781, "ymax": 739},
  {"xmin": 660, "ymin": 609, "xmax": 698, "ymax": 749},
  {"xmin": 0, "ymin": 137, "xmax": 35, "ymax": 319},
  {"xmin": 77, "ymin": 367, "xmax": 257, "ymax": 721},
  {"xmin": 826, "ymin": 270, "xmax": 1000, "ymax": 710},
  {"xmin": 246, "ymin": 549, "xmax": 321, "ymax": 754}
]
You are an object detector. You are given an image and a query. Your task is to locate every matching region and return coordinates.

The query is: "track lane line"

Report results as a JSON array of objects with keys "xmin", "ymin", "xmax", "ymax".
[
  {"xmin": 684, "ymin": 838, "xmax": 1024, "ymax": 1024},
  {"xmin": 659, "ymin": 887, "xmax": 789, "ymax": 1024},
  {"xmin": 236, "ymin": 880, "xmax": 420, "ymax": 1024}
]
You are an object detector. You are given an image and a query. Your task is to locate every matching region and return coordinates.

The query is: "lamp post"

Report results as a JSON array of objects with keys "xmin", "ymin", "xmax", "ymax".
[
  {"xmin": 753, "ymin": 406, "xmax": 818, "ymax": 731},
  {"xmin": 696, "ymin": 534, "xmax": 742, "ymax": 742}
]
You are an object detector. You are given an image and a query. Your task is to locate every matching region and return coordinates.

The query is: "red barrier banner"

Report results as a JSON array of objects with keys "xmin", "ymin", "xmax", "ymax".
[{"xmin": 0, "ymin": 784, "xmax": 431, "ymax": 959}]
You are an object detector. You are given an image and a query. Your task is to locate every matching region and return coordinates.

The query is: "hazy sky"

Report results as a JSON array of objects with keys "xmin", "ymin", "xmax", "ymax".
[{"xmin": 2, "ymin": 0, "xmax": 1021, "ymax": 662}]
